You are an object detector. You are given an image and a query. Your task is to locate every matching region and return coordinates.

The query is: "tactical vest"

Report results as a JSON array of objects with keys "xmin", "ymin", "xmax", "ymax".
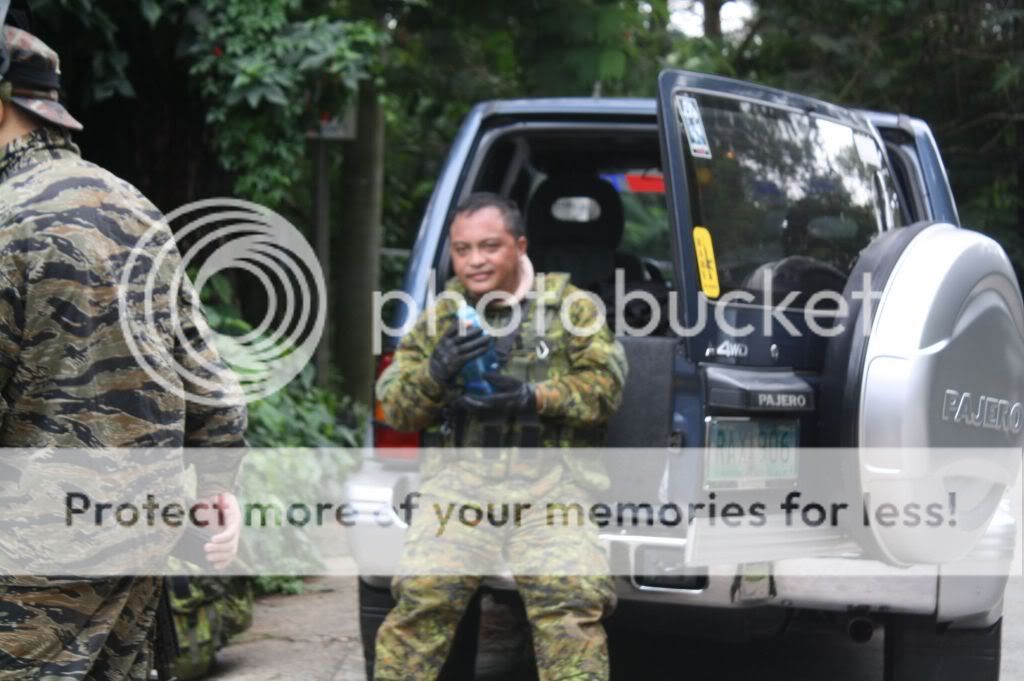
[{"xmin": 437, "ymin": 275, "xmax": 610, "ymax": 491}]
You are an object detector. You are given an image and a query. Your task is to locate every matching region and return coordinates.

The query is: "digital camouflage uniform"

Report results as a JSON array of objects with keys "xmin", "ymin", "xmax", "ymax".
[
  {"xmin": 375, "ymin": 272, "xmax": 627, "ymax": 681},
  {"xmin": 0, "ymin": 27, "xmax": 247, "ymax": 680}
]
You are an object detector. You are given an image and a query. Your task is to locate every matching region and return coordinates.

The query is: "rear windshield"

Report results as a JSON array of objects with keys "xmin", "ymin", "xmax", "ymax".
[
  {"xmin": 601, "ymin": 171, "xmax": 672, "ymax": 280},
  {"xmin": 678, "ymin": 93, "xmax": 902, "ymax": 305}
]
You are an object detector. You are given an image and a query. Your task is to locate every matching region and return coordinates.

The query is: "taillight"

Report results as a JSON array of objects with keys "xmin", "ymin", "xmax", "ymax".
[{"xmin": 373, "ymin": 352, "xmax": 421, "ymax": 458}]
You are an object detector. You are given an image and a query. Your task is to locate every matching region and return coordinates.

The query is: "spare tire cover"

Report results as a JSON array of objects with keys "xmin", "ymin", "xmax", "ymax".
[{"xmin": 821, "ymin": 222, "xmax": 1024, "ymax": 565}]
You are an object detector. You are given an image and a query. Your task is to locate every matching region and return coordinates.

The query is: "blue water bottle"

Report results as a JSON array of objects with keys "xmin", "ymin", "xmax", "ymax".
[{"xmin": 456, "ymin": 304, "xmax": 499, "ymax": 395}]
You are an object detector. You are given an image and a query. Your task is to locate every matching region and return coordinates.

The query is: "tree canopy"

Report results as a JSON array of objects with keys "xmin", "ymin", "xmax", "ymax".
[{"xmin": 17, "ymin": 0, "xmax": 1023, "ymax": 395}]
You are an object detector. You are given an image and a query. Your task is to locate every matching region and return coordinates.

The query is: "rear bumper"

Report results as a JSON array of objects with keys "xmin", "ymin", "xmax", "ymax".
[
  {"xmin": 345, "ymin": 460, "xmax": 1017, "ymax": 622},
  {"xmin": 600, "ymin": 533, "xmax": 938, "ymax": 615}
]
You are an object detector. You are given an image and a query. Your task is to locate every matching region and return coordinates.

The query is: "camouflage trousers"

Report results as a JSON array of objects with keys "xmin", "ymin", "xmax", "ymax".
[
  {"xmin": 0, "ymin": 576, "xmax": 160, "ymax": 681},
  {"xmin": 374, "ymin": 463, "xmax": 616, "ymax": 681}
]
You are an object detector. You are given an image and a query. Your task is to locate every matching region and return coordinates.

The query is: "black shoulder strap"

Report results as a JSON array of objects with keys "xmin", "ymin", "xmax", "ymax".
[{"xmin": 492, "ymin": 300, "xmax": 528, "ymax": 366}]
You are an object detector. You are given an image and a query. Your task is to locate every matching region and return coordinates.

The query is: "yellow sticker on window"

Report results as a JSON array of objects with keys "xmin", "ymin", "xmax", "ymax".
[{"xmin": 692, "ymin": 226, "xmax": 720, "ymax": 299}]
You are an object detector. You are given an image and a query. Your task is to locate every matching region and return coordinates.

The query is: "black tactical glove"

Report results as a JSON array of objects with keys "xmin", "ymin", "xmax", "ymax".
[
  {"xmin": 428, "ymin": 323, "xmax": 491, "ymax": 385},
  {"xmin": 455, "ymin": 373, "xmax": 537, "ymax": 416}
]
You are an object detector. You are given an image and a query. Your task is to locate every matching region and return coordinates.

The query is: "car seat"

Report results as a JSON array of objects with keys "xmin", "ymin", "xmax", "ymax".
[{"xmin": 526, "ymin": 175, "xmax": 644, "ymax": 289}]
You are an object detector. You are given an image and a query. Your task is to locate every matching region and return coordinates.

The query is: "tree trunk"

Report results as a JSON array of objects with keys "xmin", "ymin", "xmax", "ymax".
[
  {"xmin": 1017, "ymin": 119, "xmax": 1024, "ymax": 287},
  {"xmin": 1018, "ymin": 120, "xmax": 1024, "ymax": 233},
  {"xmin": 312, "ymin": 137, "xmax": 332, "ymax": 388},
  {"xmin": 335, "ymin": 82, "xmax": 385, "ymax": 408},
  {"xmin": 704, "ymin": 0, "xmax": 723, "ymax": 39}
]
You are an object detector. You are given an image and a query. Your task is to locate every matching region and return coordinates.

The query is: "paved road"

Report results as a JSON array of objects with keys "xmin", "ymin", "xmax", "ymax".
[{"xmin": 216, "ymin": 575, "xmax": 1023, "ymax": 680}]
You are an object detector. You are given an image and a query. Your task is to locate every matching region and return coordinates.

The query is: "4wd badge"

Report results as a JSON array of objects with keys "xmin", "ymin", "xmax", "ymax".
[{"xmin": 716, "ymin": 340, "xmax": 748, "ymax": 358}]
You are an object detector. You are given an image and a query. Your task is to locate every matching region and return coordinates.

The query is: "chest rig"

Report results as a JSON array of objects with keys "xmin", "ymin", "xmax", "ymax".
[
  {"xmin": 441, "ymin": 275, "xmax": 610, "ymax": 489},
  {"xmin": 446, "ymin": 278, "xmax": 565, "ymax": 448}
]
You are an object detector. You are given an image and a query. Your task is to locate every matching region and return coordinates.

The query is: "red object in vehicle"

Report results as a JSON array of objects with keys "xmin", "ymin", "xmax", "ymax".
[
  {"xmin": 373, "ymin": 352, "xmax": 421, "ymax": 457},
  {"xmin": 624, "ymin": 173, "xmax": 665, "ymax": 194}
]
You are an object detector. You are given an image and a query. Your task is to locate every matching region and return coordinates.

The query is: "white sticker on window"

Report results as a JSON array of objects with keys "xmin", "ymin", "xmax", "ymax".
[
  {"xmin": 676, "ymin": 94, "xmax": 712, "ymax": 160},
  {"xmin": 854, "ymin": 132, "xmax": 883, "ymax": 169}
]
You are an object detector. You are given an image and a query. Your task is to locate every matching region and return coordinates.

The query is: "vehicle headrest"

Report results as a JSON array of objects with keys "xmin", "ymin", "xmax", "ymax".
[{"xmin": 526, "ymin": 175, "xmax": 624, "ymax": 249}]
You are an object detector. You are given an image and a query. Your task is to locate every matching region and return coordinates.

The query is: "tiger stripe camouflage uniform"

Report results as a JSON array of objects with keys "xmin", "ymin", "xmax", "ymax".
[
  {"xmin": 0, "ymin": 126, "xmax": 247, "ymax": 679},
  {"xmin": 374, "ymin": 272, "xmax": 627, "ymax": 681}
]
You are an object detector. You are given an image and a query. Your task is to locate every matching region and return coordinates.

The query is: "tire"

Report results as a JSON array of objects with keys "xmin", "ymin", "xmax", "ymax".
[
  {"xmin": 359, "ymin": 578, "xmax": 481, "ymax": 680},
  {"xmin": 884, "ymin": 615, "xmax": 1002, "ymax": 681}
]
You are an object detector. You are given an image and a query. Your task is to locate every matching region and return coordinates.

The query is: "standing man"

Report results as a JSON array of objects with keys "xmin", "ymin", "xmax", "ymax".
[
  {"xmin": 374, "ymin": 193, "xmax": 627, "ymax": 680},
  {"xmin": 0, "ymin": 24, "xmax": 246, "ymax": 680}
]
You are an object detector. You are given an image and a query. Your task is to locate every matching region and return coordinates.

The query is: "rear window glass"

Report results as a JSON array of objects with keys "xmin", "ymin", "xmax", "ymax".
[
  {"xmin": 602, "ymin": 171, "xmax": 672, "ymax": 280},
  {"xmin": 677, "ymin": 93, "xmax": 902, "ymax": 305}
]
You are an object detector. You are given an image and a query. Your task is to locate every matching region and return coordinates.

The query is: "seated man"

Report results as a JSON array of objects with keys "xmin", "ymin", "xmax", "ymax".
[{"xmin": 374, "ymin": 192, "xmax": 628, "ymax": 681}]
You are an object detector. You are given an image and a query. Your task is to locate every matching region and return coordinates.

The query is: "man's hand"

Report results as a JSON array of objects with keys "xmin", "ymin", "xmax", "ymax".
[
  {"xmin": 455, "ymin": 373, "xmax": 537, "ymax": 416},
  {"xmin": 428, "ymin": 323, "xmax": 490, "ymax": 385},
  {"xmin": 194, "ymin": 492, "xmax": 242, "ymax": 570}
]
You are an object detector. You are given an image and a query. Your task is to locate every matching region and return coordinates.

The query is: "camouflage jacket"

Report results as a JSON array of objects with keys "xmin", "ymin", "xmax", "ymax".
[
  {"xmin": 0, "ymin": 129, "xmax": 248, "ymax": 681},
  {"xmin": 0, "ymin": 128, "xmax": 246, "ymax": 489},
  {"xmin": 377, "ymin": 272, "xmax": 627, "ymax": 443}
]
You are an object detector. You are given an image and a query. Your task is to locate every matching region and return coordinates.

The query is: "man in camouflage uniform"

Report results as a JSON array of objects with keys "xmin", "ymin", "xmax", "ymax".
[
  {"xmin": 374, "ymin": 193, "xmax": 627, "ymax": 680},
  {"xmin": 0, "ymin": 26, "xmax": 247, "ymax": 680}
]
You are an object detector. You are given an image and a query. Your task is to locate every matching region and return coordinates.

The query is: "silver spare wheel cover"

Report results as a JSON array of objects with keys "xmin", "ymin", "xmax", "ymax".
[{"xmin": 839, "ymin": 223, "xmax": 1024, "ymax": 565}]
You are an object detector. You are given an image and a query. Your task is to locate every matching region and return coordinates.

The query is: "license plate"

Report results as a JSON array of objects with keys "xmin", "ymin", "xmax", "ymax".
[{"xmin": 704, "ymin": 418, "xmax": 799, "ymax": 490}]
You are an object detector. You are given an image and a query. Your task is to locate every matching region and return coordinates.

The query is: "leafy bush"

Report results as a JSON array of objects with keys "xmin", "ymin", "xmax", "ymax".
[
  {"xmin": 245, "ymin": 366, "xmax": 361, "ymax": 449},
  {"xmin": 185, "ymin": 0, "xmax": 385, "ymax": 206},
  {"xmin": 33, "ymin": 0, "xmax": 384, "ymax": 210}
]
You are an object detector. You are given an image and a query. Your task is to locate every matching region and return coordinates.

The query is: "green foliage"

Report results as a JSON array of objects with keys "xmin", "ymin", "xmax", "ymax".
[
  {"xmin": 32, "ymin": 0, "xmax": 386, "ymax": 208},
  {"xmin": 197, "ymin": 271, "xmax": 364, "ymax": 450},
  {"xmin": 252, "ymin": 575, "xmax": 305, "ymax": 596},
  {"xmin": 245, "ymin": 365, "xmax": 363, "ymax": 449},
  {"xmin": 183, "ymin": 0, "xmax": 385, "ymax": 206},
  {"xmin": 378, "ymin": 0, "xmax": 672, "ymax": 251},
  {"xmin": 234, "ymin": 438, "xmax": 358, "ymax": 579},
  {"xmin": 621, "ymin": 191, "xmax": 671, "ymax": 262},
  {"xmin": 513, "ymin": 0, "xmax": 669, "ymax": 95},
  {"xmin": 379, "ymin": 249, "xmax": 409, "ymax": 296},
  {"xmin": 29, "ymin": 0, "xmax": 135, "ymax": 103},
  {"xmin": 29, "ymin": 0, "xmax": 1021, "ymax": 279},
  {"xmin": 667, "ymin": 34, "xmax": 737, "ymax": 77}
]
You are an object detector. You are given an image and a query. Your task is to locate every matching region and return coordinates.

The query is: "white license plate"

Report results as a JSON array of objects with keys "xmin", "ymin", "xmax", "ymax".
[{"xmin": 704, "ymin": 418, "xmax": 799, "ymax": 489}]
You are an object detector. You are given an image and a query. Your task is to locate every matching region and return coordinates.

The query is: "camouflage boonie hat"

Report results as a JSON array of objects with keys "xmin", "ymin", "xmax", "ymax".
[{"xmin": 0, "ymin": 26, "xmax": 82, "ymax": 131}]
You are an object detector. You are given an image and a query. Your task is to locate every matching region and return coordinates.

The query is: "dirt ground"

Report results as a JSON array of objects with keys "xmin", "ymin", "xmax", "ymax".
[
  {"xmin": 211, "ymin": 575, "xmax": 534, "ymax": 681},
  {"xmin": 213, "ymin": 576, "xmax": 366, "ymax": 681}
]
